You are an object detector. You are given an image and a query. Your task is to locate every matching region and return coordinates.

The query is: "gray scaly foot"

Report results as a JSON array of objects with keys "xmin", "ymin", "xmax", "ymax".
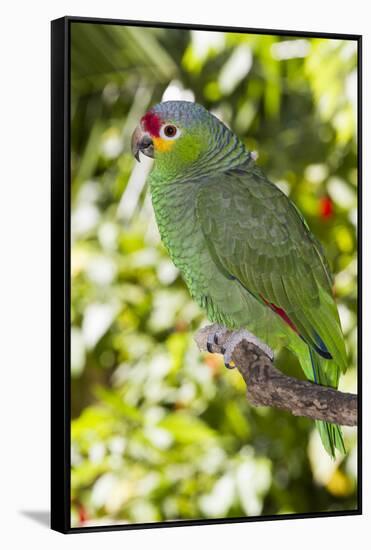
[
  {"xmin": 206, "ymin": 323, "xmax": 229, "ymax": 353},
  {"xmin": 222, "ymin": 329, "xmax": 274, "ymax": 369}
]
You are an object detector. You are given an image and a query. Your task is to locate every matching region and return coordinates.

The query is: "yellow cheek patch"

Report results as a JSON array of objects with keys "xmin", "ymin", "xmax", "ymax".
[{"xmin": 153, "ymin": 137, "xmax": 175, "ymax": 153}]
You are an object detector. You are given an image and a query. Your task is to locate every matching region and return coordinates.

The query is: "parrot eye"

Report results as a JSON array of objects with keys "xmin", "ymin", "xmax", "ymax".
[{"xmin": 161, "ymin": 124, "xmax": 180, "ymax": 140}]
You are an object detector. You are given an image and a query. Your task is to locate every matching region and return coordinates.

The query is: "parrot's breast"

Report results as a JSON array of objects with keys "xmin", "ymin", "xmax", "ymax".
[{"xmin": 150, "ymin": 178, "xmax": 209, "ymax": 298}]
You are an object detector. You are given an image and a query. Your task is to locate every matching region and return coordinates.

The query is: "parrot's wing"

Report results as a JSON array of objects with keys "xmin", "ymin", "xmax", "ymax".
[{"xmin": 195, "ymin": 166, "xmax": 347, "ymax": 373}]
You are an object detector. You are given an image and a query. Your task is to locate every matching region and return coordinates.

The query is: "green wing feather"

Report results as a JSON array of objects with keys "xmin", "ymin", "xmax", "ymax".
[
  {"xmin": 195, "ymin": 165, "xmax": 347, "ymax": 376},
  {"xmin": 195, "ymin": 165, "xmax": 348, "ymax": 457}
]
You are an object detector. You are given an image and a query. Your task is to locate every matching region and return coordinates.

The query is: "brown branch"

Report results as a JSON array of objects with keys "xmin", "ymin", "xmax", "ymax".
[{"xmin": 195, "ymin": 325, "xmax": 357, "ymax": 427}]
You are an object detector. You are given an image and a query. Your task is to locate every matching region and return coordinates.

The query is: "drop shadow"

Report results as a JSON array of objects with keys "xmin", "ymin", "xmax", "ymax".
[{"xmin": 20, "ymin": 510, "xmax": 50, "ymax": 528}]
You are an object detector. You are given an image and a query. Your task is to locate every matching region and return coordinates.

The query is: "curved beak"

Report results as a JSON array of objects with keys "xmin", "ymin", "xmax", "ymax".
[{"xmin": 131, "ymin": 126, "xmax": 154, "ymax": 162}]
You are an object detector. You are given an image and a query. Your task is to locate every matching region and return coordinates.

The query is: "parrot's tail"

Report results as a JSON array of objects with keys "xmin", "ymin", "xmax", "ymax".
[
  {"xmin": 315, "ymin": 419, "xmax": 345, "ymax": 458},
  {"xmin": 309, "ymin": 348, "xmax": 346, "ymax": 458}
]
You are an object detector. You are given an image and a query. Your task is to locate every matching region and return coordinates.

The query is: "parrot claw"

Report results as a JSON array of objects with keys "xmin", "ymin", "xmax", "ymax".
[
  {"xmin": 222, "ymin": 329, "xmax": 274, "ymax": 369},
  {"xmin": 205, "ymin": 325, "xmax": 273, "ymax": 370},
  {"xmin": 206, "ymin": 324, "xmax": 228, "ymax": 352}
]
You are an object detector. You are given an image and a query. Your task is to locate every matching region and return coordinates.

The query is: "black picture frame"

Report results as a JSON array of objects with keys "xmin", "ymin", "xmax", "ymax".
[{"xmin": 51, "ymin": 15, "xmax": 362, "ymax": 534}]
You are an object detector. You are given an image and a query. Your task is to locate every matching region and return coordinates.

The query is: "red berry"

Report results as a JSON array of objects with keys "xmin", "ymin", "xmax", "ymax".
[{"xmin": 319, "ymin": 196, "xmax": 333, "ymax": 219}]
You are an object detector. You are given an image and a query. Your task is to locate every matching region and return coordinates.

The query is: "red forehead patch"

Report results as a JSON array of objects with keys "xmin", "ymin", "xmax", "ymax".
[{"xmin": 141, "ymin": 111, "xmax": 162, "ymax": 137}]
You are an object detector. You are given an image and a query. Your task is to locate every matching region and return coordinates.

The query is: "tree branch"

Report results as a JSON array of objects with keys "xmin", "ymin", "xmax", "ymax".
[{"xmin": 194, "ymin": 325, "xmax": 357, "ymax": 427}]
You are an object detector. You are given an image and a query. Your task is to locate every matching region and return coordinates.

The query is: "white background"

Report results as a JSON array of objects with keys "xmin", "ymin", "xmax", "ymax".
[{"xmin": 0, "ymin": 0, "xmax": 369, "ymax": 548}]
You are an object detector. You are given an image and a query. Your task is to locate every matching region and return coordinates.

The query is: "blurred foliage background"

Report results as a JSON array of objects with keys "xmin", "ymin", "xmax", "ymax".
[{"xmin": 70, "ymin": 22, "xmax": 358, "ymax": 527}]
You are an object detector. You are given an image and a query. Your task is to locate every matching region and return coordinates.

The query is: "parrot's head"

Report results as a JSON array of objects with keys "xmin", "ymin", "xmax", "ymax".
[{"xmin": 131, "ymin": 101, "xmax": 238, "ymax": 174}]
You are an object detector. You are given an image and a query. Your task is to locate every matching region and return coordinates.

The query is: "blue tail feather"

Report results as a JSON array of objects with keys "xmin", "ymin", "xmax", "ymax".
[
  {"xmin": 313, "ymin": 331, "xmax": 332, "ymax": 359},
  {"xmin": 309, "ymin": 348, "xmax": 318, "ymax": 383}
]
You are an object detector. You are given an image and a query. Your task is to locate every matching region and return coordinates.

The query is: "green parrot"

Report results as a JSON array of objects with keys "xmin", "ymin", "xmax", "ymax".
[{"xmin": 131, "ymin": 100, "xmax": 348, "ymax": 457}]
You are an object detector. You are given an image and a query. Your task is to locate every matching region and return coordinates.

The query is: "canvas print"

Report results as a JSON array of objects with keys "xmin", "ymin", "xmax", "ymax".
[{"xmin": 64, "ymin": 19, "xmax": 359, "ymax": 530}]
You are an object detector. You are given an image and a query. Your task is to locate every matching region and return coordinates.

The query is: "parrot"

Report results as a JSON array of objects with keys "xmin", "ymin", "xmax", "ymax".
[{"xmin": 131, "ymin": 100, "xmax": 348, "ymax": 457}]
